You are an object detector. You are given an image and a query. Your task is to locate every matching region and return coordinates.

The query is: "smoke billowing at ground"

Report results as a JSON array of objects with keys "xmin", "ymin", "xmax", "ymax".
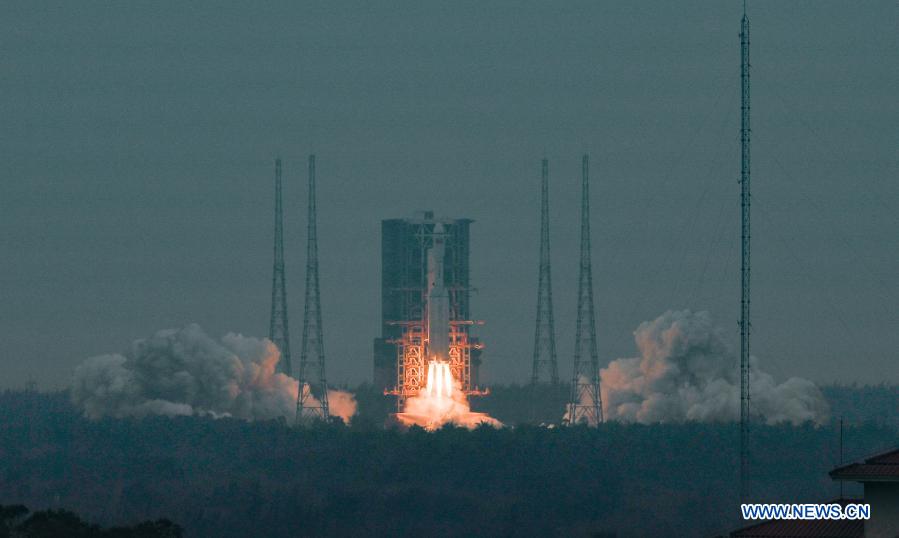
[
  {"xmin": 71, "ymin": 324, "xmax": 356, "ymax": 423},
  {"xmin": 396, "ymin": 361, "xmax": 502, "ymax": 430},
  {"xmin": 598, "ymin": 310, "xmax": 830, "ymax": 425}
]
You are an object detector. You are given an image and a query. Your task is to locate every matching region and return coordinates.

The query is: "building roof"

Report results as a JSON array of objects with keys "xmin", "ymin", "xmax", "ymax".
[
  {"xmin": 730, "ymin": 499, "xmax": 864, "ymax": 538},
  {"xmin": 830, "ymin": 447, "xmax": 899, "ymax": 482}
]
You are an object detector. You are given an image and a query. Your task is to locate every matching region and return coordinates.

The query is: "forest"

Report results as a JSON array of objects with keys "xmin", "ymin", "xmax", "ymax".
[
  {"xmin": 0, "ymin": 504, "xmax": 181, "ymax": 538},
  {"xmin": 0, "ymin": 385, "xmax": 895, "ymax": 537}
]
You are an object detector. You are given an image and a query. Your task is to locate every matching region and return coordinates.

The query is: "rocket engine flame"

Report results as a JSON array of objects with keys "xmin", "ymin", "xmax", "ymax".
[
  {"xmin": 425, "ymin": 360, "xmax": 453, "ymax": 399},
  {"xmin": 395, "ymin": 360, "xmax": 501, "ymax": 431}
]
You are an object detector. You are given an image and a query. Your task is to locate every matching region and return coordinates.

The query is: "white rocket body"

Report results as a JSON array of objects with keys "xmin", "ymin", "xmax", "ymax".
[{"xmin": 427, "ymin": 223, "xmax": 450, "ymax": 362}]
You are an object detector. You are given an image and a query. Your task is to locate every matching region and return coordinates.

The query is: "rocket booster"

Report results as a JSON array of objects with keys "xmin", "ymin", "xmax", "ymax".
[{"xmin": 427, "ymin": 223, "xmax": 450, "ymax": 362}]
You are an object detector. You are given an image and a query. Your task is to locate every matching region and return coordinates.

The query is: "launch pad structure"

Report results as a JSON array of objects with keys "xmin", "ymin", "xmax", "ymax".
[{"xmin": 375, "ymin": 212, "xmax": 487, "ymax": 411}]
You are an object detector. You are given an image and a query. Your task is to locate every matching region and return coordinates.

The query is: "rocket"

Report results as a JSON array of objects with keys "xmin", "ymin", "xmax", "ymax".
[{"xmin": 426, "ymin": 223, "xmax": 450, "ymax": 362}]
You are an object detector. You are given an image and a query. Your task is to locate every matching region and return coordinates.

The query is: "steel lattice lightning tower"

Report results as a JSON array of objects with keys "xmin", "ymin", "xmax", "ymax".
[
  {"xmin": 531, "ymin": 158, "xmax": 559, "ymax": 385},
  {"xmin": 269, "ymin": 158, "xmax": 293, "ymax": 376},
  {"xmin": 739, "ymin": 1, "xmax": 752, "ymax": 503},
  {"xmin": 297, "ymin": 154, "xmax": 329, "ymax": 423},
  {"xmin": 565, "ymin": 155, "xmax": 603, "ymax": 426}
]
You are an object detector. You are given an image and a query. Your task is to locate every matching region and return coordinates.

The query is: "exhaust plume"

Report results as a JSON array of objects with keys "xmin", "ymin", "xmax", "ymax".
[
  {"xmin": 396, "ymin": 361, "xmax": 502, "ymax": 430},
  {"xmin": 71, "ymin": 324, "xmax": 356, "ymax": 424},
  {"xmin": 598, "ymin": 310, "xmax": 829, "ymax": 425}
]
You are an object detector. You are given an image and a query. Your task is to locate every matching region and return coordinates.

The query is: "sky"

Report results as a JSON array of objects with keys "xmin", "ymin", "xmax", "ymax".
[{"xmin": 1, "ymin": 1, "xmax": 896, "ymax": 390}]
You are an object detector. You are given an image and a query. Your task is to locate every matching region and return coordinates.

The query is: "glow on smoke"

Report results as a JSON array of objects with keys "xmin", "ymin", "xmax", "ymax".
[{"xmin": 396, "ymin": 360, "xmax": 501, "ymax": 431}]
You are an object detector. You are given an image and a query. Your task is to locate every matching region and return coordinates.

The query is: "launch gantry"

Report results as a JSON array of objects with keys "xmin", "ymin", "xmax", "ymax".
[{"xmin": 384, "ymin": 217, "xmax": 487, "ymax": 411}]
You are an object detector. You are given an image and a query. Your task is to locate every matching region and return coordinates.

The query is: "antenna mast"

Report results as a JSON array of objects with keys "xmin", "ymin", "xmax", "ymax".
[
  {"xmin": 269, "ymin": 158, "xmax": 293, "ymax": 376},
  {"xmin": 297, "ymin": 154, "xmax": 330, "ymax": 423},
  {"xmin": 565, "ymin": 154, "xmax": 603, "ymax": 426},
  {"xmin": 739, "ymin": 1, "xmax": 752, "ymax": 503},
  {"xmin": 839, "ymin": 416, "xmax": 844, "ymax": 498},
  {"xmin": 532, "ymin": 157, "xmax": 559, "ymax": 385}
]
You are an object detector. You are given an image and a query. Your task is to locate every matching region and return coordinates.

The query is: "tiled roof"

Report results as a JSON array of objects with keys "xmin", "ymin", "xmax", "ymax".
[
  {"xmin": 869, "ymin": 449, "xmax": 899, "ymax": 464},
  {"xmin": 830, "ymin": 447, "xmax": 899, "ymax": 481}
]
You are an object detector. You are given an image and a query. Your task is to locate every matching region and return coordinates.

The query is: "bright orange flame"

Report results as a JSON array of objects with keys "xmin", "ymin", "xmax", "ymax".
[
  {"xmin": 395, "ymin": 360, "xmax": 501, "ymax": 431},
  {"xmin": 425, "ymin": 360, "xmax": 453, "ymax": 399}
]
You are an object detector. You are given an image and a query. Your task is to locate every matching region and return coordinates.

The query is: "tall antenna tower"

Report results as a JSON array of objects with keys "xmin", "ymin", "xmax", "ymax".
[
  {"xmin": 269, "ymin": 157, "xmax": 293, "ymax": 376},
  {"xmin": 297, "ymin": 154, "xmax": 329, "ymax": 422},
  {"xmin": 739, "ymin": 1, "xmax": 752, "ymax": 503},
  {"xmin": 531, "ymin": 157, "xmax": 559, "ymax": 385},
  {"xmin": 565, "ymin": 154, "xmax": 603, "ymax": 426}
]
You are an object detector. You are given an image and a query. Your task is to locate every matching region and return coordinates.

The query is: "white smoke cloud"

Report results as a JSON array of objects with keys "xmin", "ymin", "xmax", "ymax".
[
  {"xmin": 71, "ymin": 324, "xmax": 356, "ymax": 424},
  {"xmin": 599, "ymin": 310, "xmax": 829, "ymax": 425},
  {"xmin": 398, "ymin": 379, "xmax": 502, "ymax": 430}
]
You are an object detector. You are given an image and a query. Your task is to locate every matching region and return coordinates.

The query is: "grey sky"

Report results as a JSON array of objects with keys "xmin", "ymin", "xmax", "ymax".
[{"xmin": 1, "ymin": 1, "xmax": 896, "ymax": 389}]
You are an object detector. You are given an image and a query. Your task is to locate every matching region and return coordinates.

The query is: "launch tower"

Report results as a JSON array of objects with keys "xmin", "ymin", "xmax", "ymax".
[
  {"xmin": 296, "ymin": 154, "xmax": 329, "ymax": 422},
  {"xmin": 269, "ymin": 157, "xmax": 293, "ymax": 376},
  {"xmin": 531, "ymin": 158, "xmax": 559, "ymax": 385},
  {"xmin": 373, "ymin": 212, "xmax": 484, "ymax": 410},
  {"xmin": 565, "ymin": 155, "xmax": 603, "ymax": 426}
]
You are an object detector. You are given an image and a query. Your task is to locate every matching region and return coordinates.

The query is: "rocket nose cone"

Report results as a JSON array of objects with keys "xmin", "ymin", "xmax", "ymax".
[{"xmin": 433, "ymin": 223, "xmax": 445, "ymax": 234}]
